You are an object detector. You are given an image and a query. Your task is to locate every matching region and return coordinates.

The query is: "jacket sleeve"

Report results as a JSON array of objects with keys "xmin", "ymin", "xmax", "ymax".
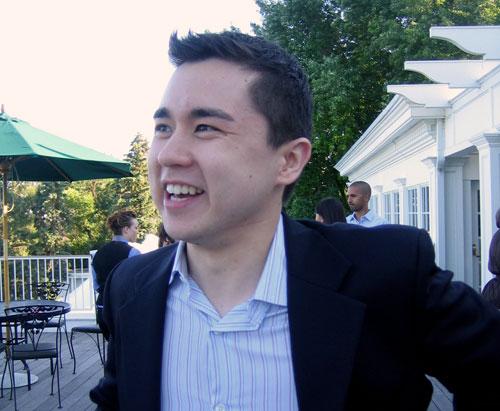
[
  {"xmin": 89, "ymin": 264, "xmax": 121, "ymax": 410},
  {"xmin": 415, "ymin": 229, "xmax": 500, "ymax": 410}
]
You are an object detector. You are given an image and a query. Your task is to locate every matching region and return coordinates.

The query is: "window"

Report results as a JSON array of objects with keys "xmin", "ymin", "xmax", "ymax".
[
  {"xmin": 383, "ymin": 191, "xmax": 400, "ymax": 224},
  {"xmin": 407, "ymin": 188, "xmax": 419, "ymax": 227},
  {"xmin": 393, "ymin": 192, "xmax": 400, "ymax": 224},
  {"xmin": 406, "ymin": 185, "xmax": 430, "ymax": 231},
  {"xmin": 421, "ymin": 186, "xmax": 430, "ymax": 232},
  {"xmin": 383, "ymin": 193, "xmax": 391, "ymax": 222}
]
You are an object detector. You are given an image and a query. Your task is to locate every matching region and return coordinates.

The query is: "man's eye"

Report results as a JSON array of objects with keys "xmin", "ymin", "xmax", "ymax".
[
  {"xmin": 195, "ymin": 124, "xmax": 218, "ymax": 133},
  {"xmin": 154, "ymin": 124, "xmax": 172, "ymax": 134}
]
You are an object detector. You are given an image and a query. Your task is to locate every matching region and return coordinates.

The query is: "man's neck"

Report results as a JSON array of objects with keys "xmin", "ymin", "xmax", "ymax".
[{"xmin": 186, "ymin": 213, "xmax": 282, "ymax": 317}]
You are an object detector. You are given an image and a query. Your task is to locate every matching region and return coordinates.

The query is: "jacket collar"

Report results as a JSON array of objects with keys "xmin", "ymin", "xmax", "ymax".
[
  {"xmin": 119, "ymin": 217, "xmax": 365, "ymax": 411},
  {"xmin": 284, "ymin": 216, "xmax": 366, "ymax": 411},
  {"xmin": 118, "ymin": 245, "xmax": 177, "ymax": 410}
]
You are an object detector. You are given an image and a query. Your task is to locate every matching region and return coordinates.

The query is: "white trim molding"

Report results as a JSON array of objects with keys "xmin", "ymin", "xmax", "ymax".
[
  {"xmin": 430, "ymin": 26, "xmax": 500, "ymax": 60},
  {"xmin": 404, "ymin": 60, "xmax": 500, "ymax": 88},
  {"xmin": 387, "ymin": 84, "xmax": 465, "ymax": 108}
]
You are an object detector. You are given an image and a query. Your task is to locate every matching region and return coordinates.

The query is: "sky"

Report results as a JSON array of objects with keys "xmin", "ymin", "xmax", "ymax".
[{"xmin": 0, "ymin": 0, "xmax": 262, "ymax": 159}]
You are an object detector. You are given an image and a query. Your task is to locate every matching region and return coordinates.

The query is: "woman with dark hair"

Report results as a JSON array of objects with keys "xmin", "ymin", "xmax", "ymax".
[
  {"xmin": 92, "ymin": 210, "xmax": 141, "ymax": 332},
  {"xmin": 482, "ymin": 208, "xmax": 500, "ymax": 308},
  {"xmin": 315, "ymin": 197, "xmax": 346, "ymax": 224}
]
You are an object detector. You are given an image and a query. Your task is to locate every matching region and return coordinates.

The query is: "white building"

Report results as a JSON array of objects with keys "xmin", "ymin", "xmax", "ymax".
[{"xmin": 335, "ymin": 26, "xmax": 500, "ymax": 291}]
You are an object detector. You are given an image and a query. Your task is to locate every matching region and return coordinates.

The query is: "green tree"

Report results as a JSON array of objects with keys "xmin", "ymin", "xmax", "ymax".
[
  {"xmin": 1, "ymin": 182, "xmax": 38, "ymax": 256},
  {"xmin": 115, "ymin": 133, "xmax": 160, "ymax": 240},
  {"xmin": 255, "ymin": 0, "xmax": 500, "ymax": 218},
  {"xmin": 31, "ymin": 182, "xmax": 70, "ymax": 254},
  {"xmin": 64, "ymin": 179, "xmax": 124, "ymax": 251},
  {"xmin": 62, "ymin": 185, "xmax": 99, "ymax": 254}
]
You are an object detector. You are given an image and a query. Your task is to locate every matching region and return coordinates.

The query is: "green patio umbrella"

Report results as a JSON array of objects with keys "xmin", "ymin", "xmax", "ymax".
[{"xmin": 0, "ymin": 109, "xmax": 133, "ymax": 304}]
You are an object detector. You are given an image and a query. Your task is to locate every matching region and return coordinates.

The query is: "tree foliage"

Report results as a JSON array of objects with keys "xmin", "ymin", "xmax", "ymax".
[
  {"xmin": 254, "ymin": 0, "xmax": 500, "ymax": 218},
  {"xmin": 114, "ymin": 133, "xmax": 160, "ymax": 241},
  {"xmin": 2, "ymin": 134, "xmax": 160, "ymax": 256}
]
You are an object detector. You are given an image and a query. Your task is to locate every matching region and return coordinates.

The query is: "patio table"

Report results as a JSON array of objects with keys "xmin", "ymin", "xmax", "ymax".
[{"xmin": 0, "ymin": 300, "xmax": 71, "ymax": 388}]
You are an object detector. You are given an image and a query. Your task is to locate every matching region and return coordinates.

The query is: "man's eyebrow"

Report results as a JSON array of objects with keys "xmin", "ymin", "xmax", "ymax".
[
  {"xmin": 153, "ymin": 107, "xmax": 170, "ymax": 119},
  {"xmin": 191, "ymin": 107, "xmax": 234, "ymax": 122}
]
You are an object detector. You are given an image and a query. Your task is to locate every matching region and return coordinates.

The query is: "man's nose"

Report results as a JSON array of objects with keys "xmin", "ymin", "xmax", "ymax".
[{"xmin": 156, "ymin": 130, "xmax": 193, "ymax": 167}]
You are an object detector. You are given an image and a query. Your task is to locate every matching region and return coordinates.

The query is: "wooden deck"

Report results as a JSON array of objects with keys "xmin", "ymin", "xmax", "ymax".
[
  {"xmin": 0, "ymin": 330, "xmax": 453, "ymax": 410},
  {"xmin": 0, "ymin": 327, "xmax": 104, "ymax": 410}
]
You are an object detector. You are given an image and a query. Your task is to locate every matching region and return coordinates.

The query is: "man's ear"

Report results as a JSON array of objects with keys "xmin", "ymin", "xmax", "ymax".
[{"xmin": 276, "ymin": 137, "xmax": 312, "ymax": 186}]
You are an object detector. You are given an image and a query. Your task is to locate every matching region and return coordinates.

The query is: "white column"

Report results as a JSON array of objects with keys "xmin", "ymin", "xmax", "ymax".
[
  {"xmin": 444, "ymin": 157, "xmax": 468, "ymax": 282},
  {"xmin": 470, "ymin": 133, "xmax": 500, "ymax": 288},
  {"xmin": 422, "ymin": 157, "xmax": 445, "ymax": 266}
]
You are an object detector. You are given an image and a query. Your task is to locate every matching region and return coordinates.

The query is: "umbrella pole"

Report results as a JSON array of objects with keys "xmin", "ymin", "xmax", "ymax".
[{"xmin": 1, "ymin": 167, "xmax": 10, "ymax": 305}]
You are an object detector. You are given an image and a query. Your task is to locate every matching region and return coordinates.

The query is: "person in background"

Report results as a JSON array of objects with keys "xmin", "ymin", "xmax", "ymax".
[
  {"xmin": 315, "ymin": 197, "xmax": 345, "ymax": 224},
  {"xmin": 91, "ymin": 210, "xmax": 140, "ymax": 332},
  {"xmin": 482, "ymin": 208, "xmax": 500, "ymax": 308},
  {"xmin": 346, "ymin": 181, "xmax": 388, "ymax": 227},
  {"xmin": 158, "ymin": 223, "xmax": 175, "ymax": 247}
]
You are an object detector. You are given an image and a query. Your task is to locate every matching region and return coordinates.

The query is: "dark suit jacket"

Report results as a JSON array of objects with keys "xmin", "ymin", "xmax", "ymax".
[{"xmin": 90, "ymin": 216, "xmax": 500, "ymax": 410}]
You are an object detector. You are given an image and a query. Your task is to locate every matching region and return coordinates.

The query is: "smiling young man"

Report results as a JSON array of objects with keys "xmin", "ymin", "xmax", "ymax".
[{"xmin": 90, "ymin": 32, "xmax": 500, "ymax": 411}]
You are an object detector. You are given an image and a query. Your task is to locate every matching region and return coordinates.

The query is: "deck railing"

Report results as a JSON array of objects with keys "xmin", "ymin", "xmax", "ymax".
[{"xmin": 0, "ymin": 255, "xmax": 95, "ymax": 317}]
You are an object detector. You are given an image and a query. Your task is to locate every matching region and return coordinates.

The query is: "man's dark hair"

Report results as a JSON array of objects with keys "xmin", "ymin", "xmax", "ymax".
[
  {"xmin": 349, "ymin": 181, "xmax": 372, "ymax": 198},
  {"xmin": 107, "ymin": 210, "xmax": 137, "ymax": 236},
  {"xmin": 315, "ymin": 197, "xmax": 346, "ymax": 224},
  {"xmin": 168, "ymin": 31, "xmax": 312, "ymax": 201}
]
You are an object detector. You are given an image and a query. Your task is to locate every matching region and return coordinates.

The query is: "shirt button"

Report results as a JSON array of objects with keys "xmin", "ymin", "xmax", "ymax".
[{"xmin": 214, "ymin": 404, "xmax": 227, "ymax": 411}]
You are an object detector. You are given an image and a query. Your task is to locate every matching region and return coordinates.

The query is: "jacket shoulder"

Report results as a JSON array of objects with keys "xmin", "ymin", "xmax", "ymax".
[
  {"xmin": 289, "ymin": 218, "xmax": 435, "ymax": 274},
  {"xmin": 296, "ymin": 218, "xmax": 425, "ymax": 246}
]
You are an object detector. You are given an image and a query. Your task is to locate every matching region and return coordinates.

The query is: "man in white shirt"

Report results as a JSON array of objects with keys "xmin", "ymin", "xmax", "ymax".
[{"xmin": 346, "ymin": 181, "xmax": 388, "ymax": 227}]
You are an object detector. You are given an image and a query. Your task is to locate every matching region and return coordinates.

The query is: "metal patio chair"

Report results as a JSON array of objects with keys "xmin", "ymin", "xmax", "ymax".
[
  {"xmin": 26, "ymin": 281, "xmax": 71, "ymax": 366},
  {"xmin": 69, "ymin": 265, "xmax": 106, "ymax": 374},
  {"xmin": 4, "ymin": 303, "xmax": 66, "ymax": 409}
]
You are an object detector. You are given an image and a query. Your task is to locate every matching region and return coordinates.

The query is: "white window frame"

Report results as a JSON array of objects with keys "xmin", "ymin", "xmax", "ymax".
[
  {"xmin": 420, "ymin": 186, "xmax": 430, "ymax": 232},
  {"xmin": 405, "ymin": 184, "xmax": 430, "ymax": 231},
  {"xmin": 393, "ymin": 191, "xmax": 400, "ymax": 224},
  {"xmin": 383, "ymin": 191, "xmax": 400, "ymax": 224},
  {"xmin": 383, "ymin": 193, "xmax": 392, "ymax": 222}
]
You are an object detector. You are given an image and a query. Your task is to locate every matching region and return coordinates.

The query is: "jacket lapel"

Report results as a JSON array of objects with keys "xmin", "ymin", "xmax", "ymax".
[
  {"xmin": 284, "ymin": 217, "xmax": 366, "ymax": 411},
  {"xmin": 118, "ymin": 247, "xmax": 176, "ymax": 410}
]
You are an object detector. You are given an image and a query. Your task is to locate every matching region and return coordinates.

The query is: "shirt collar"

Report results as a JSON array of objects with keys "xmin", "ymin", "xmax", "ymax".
[
  {"xmin": 112, "ymin": 235, "xmax": 130, "ymax": 243},
  {"xmin": 169, "ymin": 241, "xmax": 189, "ymax": 285},
  {"xmin": 168, "ymin": 215, "xmax": 288, "ymax": 307},
  {"xmin": 362, "ymin": 210, "xmax": 375, "ymax": 221},
  {"xmin": 348, "ymin": 209, "xmax": 375, "ymax": 222},
  {"xmin": 252, "ymin": 215, "xmax": 287, "ymax": 307}
]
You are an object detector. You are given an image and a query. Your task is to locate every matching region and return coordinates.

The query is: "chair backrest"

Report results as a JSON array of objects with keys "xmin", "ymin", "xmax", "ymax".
[
  {"xmin": 28, "ymin": 281, "xmax": 70, "ymax": 302},
  {"xmin": 4, "ymin": 304, "xmax": 66, "ymax": 348}
]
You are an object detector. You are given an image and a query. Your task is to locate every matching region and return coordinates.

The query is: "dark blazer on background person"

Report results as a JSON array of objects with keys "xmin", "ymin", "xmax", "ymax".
[
  {"xmin": 90, "ymin": 215, "xmax": 500, "ymax": 411},
  {"xmin": 482, "ymin": 228, "xmax": 500, "ymax": 307}
]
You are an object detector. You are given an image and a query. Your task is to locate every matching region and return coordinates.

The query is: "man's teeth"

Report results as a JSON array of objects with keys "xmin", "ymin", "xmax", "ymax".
[{"xmin": 166, "ymin": 184, "xmax": 203, "ymax": 196}]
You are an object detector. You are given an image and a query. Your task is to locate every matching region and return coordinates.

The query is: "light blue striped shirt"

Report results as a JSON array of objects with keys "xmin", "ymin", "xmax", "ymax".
[{"xmin": 161, "ymin": 216, "xmax": 298, "ymax": 411}]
